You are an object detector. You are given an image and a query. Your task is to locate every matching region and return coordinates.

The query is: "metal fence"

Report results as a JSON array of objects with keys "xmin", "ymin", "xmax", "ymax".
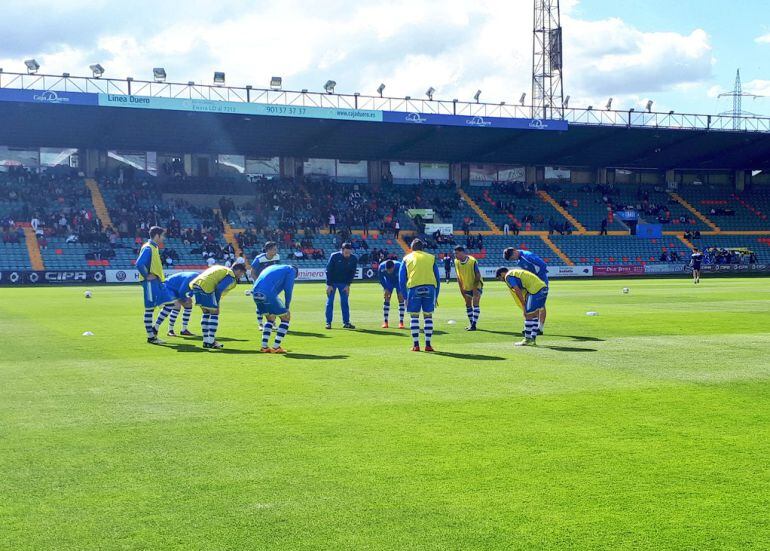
[{"xmin": 1, "ymin": 71, "xmax": 769, "ymax": 133}]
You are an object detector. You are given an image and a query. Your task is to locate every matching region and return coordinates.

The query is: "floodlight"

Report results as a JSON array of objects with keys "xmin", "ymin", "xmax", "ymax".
[
  {"xmin": 214, "ymin": 72, "xmax": 226, "ymax": 85},
  {"xmin": 270, "ymin": 76, "xmax": 282, "ymax": 89},
  {"xmin": 606, "ymin": 97, "xmax": 613, "ymax": 110},
  {"xmin": 473, "ymin": 89, "xmax": 481, "ymax": 103},
  {"xmin": 668, "ymin": 110, "xmax": 674, "ymax": 115},
  {"xmin": 324, "ymin": 80, "xmax": 336, "ymax": 93},
  {"xmin": 563, "ymin": 95, "xmax": 570, "ymax": 108},
  {"xmin": 519, "ymin": 93, "xmax": 526, "ymax": 105},
  {"xmin": 426, "ymin": 87, "xmax": 435, "ymax": 100},
  {"xmin": 90, "ymin": 64, "xmax": 104, "ymax": 78},
  {"xmin": 24, "ymin": 59, "xmax": 40, "ymax": 74},
  {"xmin": 646, "ymin": 100, "xmax": 653, "ymax": 113},
  {"xmin": 377, "ymin": 83, "xmax": 385, "ymax": 97},
  {"xmin": 62, "ymin": 72, "xmax": 70, "ymax": 78},
  {"xmin": 153, "ymin": 67, "xmax": 167, "ymax": 82}
]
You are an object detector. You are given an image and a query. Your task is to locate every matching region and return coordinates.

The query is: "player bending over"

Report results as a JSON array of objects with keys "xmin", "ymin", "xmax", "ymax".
[
  {"xmin": 135, "ymin": 226, "xmax": 174, "ymax": 345},
  {"xmin": 453, "ymin": 245, "xmax": 483, "ymax": 331},
  {"xmin": 691, "ymin": 248, "xmax": 704, "ymax": 284},
  {"xmin": 378, "ymin": 259, "xmax": 406, "ymax": 328},
  {"xmin": 253, "ymin": 264, "xmax": 298, "ymax": 354},
  {"xmin": 496, "ymin": 267, "xmax": 548, "ymax": 347},
  {"xmin": 504, "ymin": 247, "xmax": 549, "ymax": 335},
  {"xmin": 189, "ymin": 263, "xmax": 247, "ymax": 350},
  {"xmin": 152, "ymin": 271, "xmax": 199, "ymax": 337},
  {"xmin": 250, "ymin": 241, "xmax": 280, "ymax": 329},
  {"xmin": 400, "ymin": 239, "xmax": 441, "ymax": 352}
]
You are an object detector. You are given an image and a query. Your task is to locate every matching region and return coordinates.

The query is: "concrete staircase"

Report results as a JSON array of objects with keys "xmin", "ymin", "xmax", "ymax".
[
  {"xmin": 219, "ymin": 214, "xmax": 243, "ymax": 257},
  {"xmin": 668, "ymin": 192, "xmax": 720, "ymax": 232},
  {"xmin": 85, "ymin": 178, "xmax": 114, "ymax": 229},
  {"xmin": 23, "ymin": 226, "xmax": 45, "ymax": 270},
  {"xmin": 537, "ymin": 190, "xmax": 586, "ymax": 234},
  {"xmin": 539, "ymin": 235, "xmax": 574, "ymax": 266},
  {"xmin": 459, "ymin": 189, "xmax": 501, "ymax": 233}
]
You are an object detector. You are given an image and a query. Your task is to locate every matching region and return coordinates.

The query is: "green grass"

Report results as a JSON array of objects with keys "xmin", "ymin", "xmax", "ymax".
[{"xmin": 2, "ymin": 277, "xmax": 770, "ymax": 550}]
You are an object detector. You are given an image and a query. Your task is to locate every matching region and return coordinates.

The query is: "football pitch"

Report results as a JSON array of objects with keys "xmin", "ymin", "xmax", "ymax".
[{"xmin": 2, "ymin": 277, "xmax": 770, "ymax": 549}]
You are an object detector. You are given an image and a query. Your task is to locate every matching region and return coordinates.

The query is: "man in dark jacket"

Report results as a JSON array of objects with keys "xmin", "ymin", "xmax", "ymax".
[{"xmin": 325, "ymin": 242, "xmax": 358, "ymax": 329}]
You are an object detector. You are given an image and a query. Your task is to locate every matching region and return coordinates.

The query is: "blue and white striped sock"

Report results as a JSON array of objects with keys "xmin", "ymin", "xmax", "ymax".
[
  {"xmin": 398, "ymin": 301, "xmax": 405, "ymax": 323},
  {"xmin": 182, "ymin": 307, "xmax": 191, "ymax": 330},
  {"xmin": 168, "ymin": 308, "xmax": 179, "ymax": 330},
  {"xmin": 144, "ymin": 308, "xmax": 155, "ymax": 338},
  {"xmin": 154, "ymin": 305, "xmax": 173, "ymax": 331},
  {"xmin": 208, "ymin": 314, "xmax": 219, "ymax": 343},
  {"xmin": 257, "ymin": 310, "xmax": 263, "ymax": 326},
  {"xmin": 410, "ymin": 316, "xmax": 420, "ymax": 347},
  {"xmin": 525, "ymin": 319, "xmax": 538, "ymax": 340},
  {"xmin": 261, "ymin": 322, "xmax": 274, "ymax": 349},
  {"xmin": 466, "ymin": 307, "xmax": 474, "ymax": 324},
  {"xmin": 273, "ymin": 321, "xmax": 290, "ymax": 348},
  {"xmin": 424, "ymin": 316, "xmax": 434, "ymax": 346},
  {"xmin": 383, "ymin": 301, "xmax": 390, "ymax": 323},
  {"xmin": 201, "ymin": 313, "xmax": 211, "ymax": 343},
  {"xmin": 473, "ymin": 306, "xmax": 480, "ymax": 325}
]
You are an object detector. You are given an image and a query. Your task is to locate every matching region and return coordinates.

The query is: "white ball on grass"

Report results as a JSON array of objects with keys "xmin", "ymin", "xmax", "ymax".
[
  {"xmin": 586, "ymin": 311, "xmax": 599, "ymax": 316},
  {"xmin": 84, "ymin": 290, "xmax": 92, "ymax": 298},
  {"xmin": 447, "ymin": 319, "xmax": 456, "ymax": 324},
  {"xmin": 622, "ymin": 287, "xmax": 630, "ymax": 294},
  {"xmin": 82, "ymin": 331, "xmax": 94, "ymax": 336}
]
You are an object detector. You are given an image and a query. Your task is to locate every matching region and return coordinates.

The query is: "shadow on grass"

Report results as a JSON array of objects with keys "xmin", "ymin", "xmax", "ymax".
[
  {"xmin": 540, "ymin": 345, "xmax": 597, "ymax": 353},
  {"xmin": 290, "ymin": 331, "xmax": 330, "ymax": 338},
  {"xmin": 214, "ymin": 337, "xmax": 249, "ymax": 342},
  {"xmin": 548, "ymin": 334, "xmax": 605, "ymax": 342},
  {"xmin": 432, "ymin": 351, "xmax": 505, "ymax": 361},
  {"xmin": 476, "ymin": 329, "xmax": 521, "ymax": 337},
  {"xmin": 284, "ymin": 353, "xmax": 349, "ymax": 360},
  {"xmin": 355, "ymin": 328, "xmax": 406, "ymax": 337},
  {"xmin": 171, "ymin": 344, "xmax": 259, "ymax": 355}
]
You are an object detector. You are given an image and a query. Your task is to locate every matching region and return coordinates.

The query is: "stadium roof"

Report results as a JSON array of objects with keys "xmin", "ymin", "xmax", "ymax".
[{"xmin": 1, "ymin": 73, "xmax": 770, "ymax": 170}]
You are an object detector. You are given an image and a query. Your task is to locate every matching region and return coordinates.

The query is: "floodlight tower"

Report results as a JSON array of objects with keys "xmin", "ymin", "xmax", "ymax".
[
  {"xmin": 718, "ymin": 69, "xmax": 764, "ymax": 130},
  {"xmin": 532, "ymin": 0, "xmax": 564, "ymax": 120}
]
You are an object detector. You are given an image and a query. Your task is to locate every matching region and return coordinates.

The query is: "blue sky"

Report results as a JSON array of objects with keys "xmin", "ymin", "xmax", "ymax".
[{"xmin": 0, "ymin": 0, "xmax": 767, "ymax": 116}]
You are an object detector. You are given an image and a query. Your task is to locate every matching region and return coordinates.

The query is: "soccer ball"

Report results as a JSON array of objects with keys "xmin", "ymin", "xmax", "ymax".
[
  {"xmin": 84, "ymin": 290, "xmax": 92, "ymax": 299},
  {"xmin": 622, "ymin": 287, "xmax": 629, "ymax": 294}
]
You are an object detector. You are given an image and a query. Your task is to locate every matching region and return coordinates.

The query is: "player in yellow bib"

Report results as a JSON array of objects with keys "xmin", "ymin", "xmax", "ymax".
[
  {"xmin": 453, "ymin": 245, "xmax": 483, "ymax": 331},
  {"xmin": 135, "ymin": 226, "xmax": 174, "ymax": 345},
  {"xmin": 495, "ymin": 267, "xmax": 548, "ymax": 346},
  {"xmin": 189, "ymin": 263, "xmax": 247, "ymax": 350},
  {"xmin": 399, "ymin": 239, "xmax": 441, "ymax": 352}
]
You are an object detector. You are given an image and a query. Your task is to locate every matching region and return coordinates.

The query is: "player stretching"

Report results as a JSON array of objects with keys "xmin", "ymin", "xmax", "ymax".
[
  {"xmin": 253, "ymin": 265, "xmax": 298, "ymax": 354},
  {"xmin": 152, "ymin": 271, "xmax": 199, "ymax": 337},
  {"xmin": 378, "ymin": 259, "xmax": 405, "ymax": 328},
  {"xmin": 250, "ymin": 241, "xmax": 280, "ymax": 329},
  {"xmin": 453, "ymin": 245, "xmax": 483, "ymax": 331},
  {"xmin": 189, "ymin": 263, "xmax": 247, "ymax": 349},
  {"xmin": 325, "ymin": 242, "xmax": 358, "ymax": 329},
  {"xmin": 691, "ymin": 247, "xmax": 704, "ymax": 284},
  {"xmin": 504, "ymin": 247, "xmax": 549, "ymax": 335},
  {"xmin": 496, "ymin": 267, "xmax": 548, "ymax": 347},
  {"xmin": 135, "ymin": 226, "xmax": 173, "ymax": 345},
  {"xmin": 399, "ymin": 239, "xmax": 441, "ymax": 352}
]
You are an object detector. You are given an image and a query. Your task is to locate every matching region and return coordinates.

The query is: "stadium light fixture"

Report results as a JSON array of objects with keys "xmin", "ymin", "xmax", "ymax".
[
  {"xmin": 500, "ymin": 101, "xmax": 506, "ymax": 105},
  {"xmin": 473, "ymin": 89, "xmax": 482, "ymax": 103},
  {"xmin": 405, "ymin": 96, "xmax": 411, "ymax": 100},
  {"xmin": 187, "ymin": 81, "xmax": 195, "ymax": 86},
  {"xmin": 214, "ymin": 72, "xmax": 226, "ymax": 85},
  {"xmin": 563, "ymin": 95, "xmax": 570, "ymax": 108},
  {"xmin": 24, "ymin": 59, "xmax": 40, "ymax": 74},
  {"xmin": 519, "ymin": 93, "xmax": 526, "ymax": 105},
  {"xmin": 90, "ymin": 64, "xmax": 104, "ymax": 78},
  {"xmin": 270, "ymin": 76, "xmax": 282, "ymax": 89},
  {"xmin": 301, "ymin": 88, "xmax": 308, "ymax": 93},
  {"xmin": 646, "ymin": 100, "xmax": 654, "ymax": 113},
  {"xmin": 153, "ymin": 67, "xmax": 167, "ymax": 82},
  {"xmin": 668, "ymin": 110, "xmax": 675, "ymax": 115},
  {"xmin": 324, "ymin": 80, "xmax": 336, "ymax": 93},
  {"xmin": 606, "ymin": 97, "xmax": 613, "ymax": 110},
  {"xmin": 62, "ymin": 72, "xmax": 70, "ymax": 78},
  {"xmin": 377, "ymin": 83, "xmax": 385, "ymax": 97},
  {"xmin": 426, "ymin": 87, "xmax": 435, "ymax": 100},
  {"xmin": 587, "ymin": 105, "xmax": 593, "ymax": 110}
]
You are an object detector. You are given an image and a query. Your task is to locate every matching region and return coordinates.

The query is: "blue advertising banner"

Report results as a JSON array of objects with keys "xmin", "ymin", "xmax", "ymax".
[
  {"xmin": 382, "ymin": 110, "xmax": 568, "ymax": 131},
  {"xmin": 0, "ymin": 88, "xmax": 97, "ymax": 106},
  {"xmin": 637, "ymin": 223, "xmax": 663, "ymax": 238},
  {"xmin": 97, "ymin": 94, "xmax": 383, "ymax": 122}
]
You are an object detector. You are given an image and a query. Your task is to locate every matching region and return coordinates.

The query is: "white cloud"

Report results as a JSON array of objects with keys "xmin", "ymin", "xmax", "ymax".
[
  {"xmin": 0, "ymin": 0, "xmax": 715, "ymax": 112},
  {"xmin": 755, "ymin": 33, "xmax": 770, "ymax": 44}
]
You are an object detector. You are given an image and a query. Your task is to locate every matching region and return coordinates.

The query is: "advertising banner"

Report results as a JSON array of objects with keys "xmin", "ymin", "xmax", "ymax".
[
  {"xmin": 0, "ymin": 88, "xmax": 98, "ymax": 106},
  {"xmin": 593, "ymin": 265, "xmax": 645, "ymax": 276},
  {"xmin": 424, "ymin": 223, "xmax": 453, "ymax": 236},
  {"xmin": 547, "ymin": 265, "xmax": 593, "ymax": 278},
  {"xmin": 0, "ymin": 270, "xmax": 105, "ymax": 284},
  {"xmin": 382, "ymin": 111, "xmax": 568, "ymax": 131},
  {"xmin": 644, "ymin": 263, "xmax": 687, "ymax": 274}
]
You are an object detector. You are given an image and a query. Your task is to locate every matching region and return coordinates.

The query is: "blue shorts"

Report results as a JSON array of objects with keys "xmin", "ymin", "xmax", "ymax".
[
  {"xmin": 142, "ymin": 280, "xmax": 173, "ymax": 309},
  {"xmin": 525, "ymin": 288, "xmax": 548, "ymax": 314},
  {"xmin": 463, "ymin": 287, "xmax": 483, "ymax": 298},
  {"xmin": 252, "ymin": 291, "xmax": 288, "ymax": 316},
  {"xmin": 193, "ymin": 287, "xmax": 219, "ymax": 310},
  {"xmin": 406, "ymin": 285, "xmax": 436, "ymax": 314}
]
